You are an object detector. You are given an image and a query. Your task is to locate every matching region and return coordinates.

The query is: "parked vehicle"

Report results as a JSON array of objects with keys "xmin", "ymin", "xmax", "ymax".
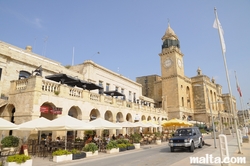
[{"xmin": 168, "ymin": 127, "xmax": 203, "ymax": 152}]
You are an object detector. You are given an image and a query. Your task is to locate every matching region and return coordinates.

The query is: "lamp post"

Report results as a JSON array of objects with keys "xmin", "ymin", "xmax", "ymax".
[{"xmin": 194, "ymin": 82, "xmax": 217, "ymax": 148}]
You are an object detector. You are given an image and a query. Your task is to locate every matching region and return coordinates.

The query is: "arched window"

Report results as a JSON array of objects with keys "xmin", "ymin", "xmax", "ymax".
[
  {"xmin": 19, "ymin": 70, "xmax": 31, "ymax": 79},
  {"xmin": 186, "ymin": 86, "xmax": 191, "ymax": 108}
]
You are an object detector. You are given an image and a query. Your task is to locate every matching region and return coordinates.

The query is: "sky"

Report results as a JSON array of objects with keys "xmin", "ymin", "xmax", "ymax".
[{"xmin": 0, "ymin": 0, "xmax": 249, "ymax": 110}]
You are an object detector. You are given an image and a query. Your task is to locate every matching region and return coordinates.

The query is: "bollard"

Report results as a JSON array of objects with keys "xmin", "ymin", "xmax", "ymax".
[{"xmin": 219, "ymin": 134, "xmax": 231, "ymax": 166}]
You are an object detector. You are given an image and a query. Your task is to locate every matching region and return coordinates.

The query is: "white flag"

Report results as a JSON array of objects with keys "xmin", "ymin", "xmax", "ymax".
[{"xmin": 213, "ymin": 18, "xmax": 226, "ymax": 54}]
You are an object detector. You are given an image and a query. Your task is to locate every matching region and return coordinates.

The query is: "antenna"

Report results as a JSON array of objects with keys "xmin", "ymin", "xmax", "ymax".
[
  {"xmin": 33, "ymin": 37, "xmax": 37, "ymax": 52},
  {"xmin": 43, "ymin": 36, "xmax": 49, "ymax": 56},
  {"xmin": 72, "ymin": 47, "xmax": 74, "ymax": 66}
]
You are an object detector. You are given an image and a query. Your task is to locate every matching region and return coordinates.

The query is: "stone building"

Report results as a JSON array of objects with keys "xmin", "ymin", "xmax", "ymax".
[
  {"xmin": 0, "ymin": 24, "xmax": 237, "ymax": 139},
  {"xmin": 136, "ymin": 24, "xmax": 236, "ymax": 128},
  {"xmin": 0, "ymin": 40, "xmax": 166, "ymax": 139}
]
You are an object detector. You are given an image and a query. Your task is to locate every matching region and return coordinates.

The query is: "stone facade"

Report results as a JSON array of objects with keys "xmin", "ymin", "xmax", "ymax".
[
  {"xmin": 0, "ymin": 40, "xmax": 167, "ymax": 139},
  {"xmin": 136, "ymin": 24, "xmax": 236, "ymax": 128},
  {"xmin": 0, "ymin": 24, "xmax": 237, "ymax": 139}
]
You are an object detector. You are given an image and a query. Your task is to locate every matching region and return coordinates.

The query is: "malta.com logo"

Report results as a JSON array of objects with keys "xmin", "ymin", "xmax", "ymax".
[{"xmin": 190, "ymin": 154, "xmax": 246, "ymax": 164}]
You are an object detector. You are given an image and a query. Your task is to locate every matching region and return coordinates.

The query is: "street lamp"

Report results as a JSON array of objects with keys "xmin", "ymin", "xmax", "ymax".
[{"xmin": 194, "ymin": 83, "xmax": 217, "ymax": 148}]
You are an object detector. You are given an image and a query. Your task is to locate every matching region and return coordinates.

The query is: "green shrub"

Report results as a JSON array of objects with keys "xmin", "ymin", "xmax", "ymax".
[
  {"xmin": 71, "ymin": 148, "xmax": 81, "ymax": 154},
  {"xmin": 83, "ymin": 143, "xmax": 98, "ymax": 153},
  {"xmin": 126, "ymin": 143, "xmax": 134, "ymax": 147},
  {"xmin": 6, "ymin": 154, "xmax": 31, "ymax": 164},
  {"xmin": 52, "ymin": 149, "xmax": 72, "ymax": 156},
  {"xmin": 1, "ymin": 135, "xmax": 20, "ymax": 147},
  {"xmin": 84, "ymin": 130, "xmax": 94, "ymax": 136},
  {"xmin": 106, "ymin": 140, "xmax": 118, "ymax": 150},
  {"xmin": 131, "ymin": 133, "xmax": 142, "ymax": 143},
  {"xmin": 116, "ymin": 139, "xmax": 129, "ymax": 144},
  {"xmin": 200, "ymin": 128, "xmax": 207, "ymax": 134},
  {"xmin": 117, "ymin": 143, "xmax": 127, "ymax": 148}
]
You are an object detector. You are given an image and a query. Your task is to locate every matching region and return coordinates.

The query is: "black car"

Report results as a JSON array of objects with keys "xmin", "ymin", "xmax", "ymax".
[{"xmin": 168, "ymin": 127, "xmax": 203, "ymax": 152}]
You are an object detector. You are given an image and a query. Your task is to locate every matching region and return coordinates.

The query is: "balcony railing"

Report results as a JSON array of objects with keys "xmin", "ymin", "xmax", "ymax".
[{"xmin": 9, "ymin": 76, "xmax": 167, "ymax": 115}]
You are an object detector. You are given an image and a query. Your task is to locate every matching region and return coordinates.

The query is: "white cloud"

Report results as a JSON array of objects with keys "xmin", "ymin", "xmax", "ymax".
[{"xmin": 32, "ymin": 18, "xmax": 43, "ymax": 28}]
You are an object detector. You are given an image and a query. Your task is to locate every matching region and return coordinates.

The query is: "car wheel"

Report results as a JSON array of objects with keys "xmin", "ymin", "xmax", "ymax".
[
  {"xmin": 189, "ymin": 142, "xmax": 194, "ymax": 152},
  {"xmin": 170, "ymin": 147, "xmax": 174, "ymax": 152},
  {"xmin": 198, "ymin": 139, "xmax": 203, "ymax": 148}
]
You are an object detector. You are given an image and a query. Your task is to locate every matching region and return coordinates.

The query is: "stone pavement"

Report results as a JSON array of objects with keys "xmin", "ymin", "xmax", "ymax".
[{"xmin": 30, "ymin": 134, "xmax": 250, "ymax": 166}]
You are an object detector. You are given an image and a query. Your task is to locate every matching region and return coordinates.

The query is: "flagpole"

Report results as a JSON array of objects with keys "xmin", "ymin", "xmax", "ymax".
[
  {"xmin": 234, "ymin": 71, "xmax": 246, "ymax": 134},
  {"xmin": 214, "ymin": 7, "xmax": 242, "ymax": 153},
  {"xmin": 72, "ymin": 47, "xmax": 75, "ymax": 66}
]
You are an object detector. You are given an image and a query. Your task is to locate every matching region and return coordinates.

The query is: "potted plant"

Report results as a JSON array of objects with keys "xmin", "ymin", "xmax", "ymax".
[
  {"xmin": 131, "ymin": 133, "xmax": 142, "ymax": 149},
  {"xmin": 155, "ymin": 132, "xmax": 162, "ymax": 145},
  {"xmin": 106, "ymin": 140, "xmax": 119, "ymax": 154},
  {"xmin": 71, "ymin": 149, "xmax": 86, "ymax": 160},
  {"xmin": 117, "ymin": 143, "xmax": 127, "ymax": 152},
  {"xmin": 54, "ymin": 90, "xmax": 60, "ymax": 95},
  {"xmin": 5, "ymin": 154, "xmax": 32, "ymax": 166},
  {"xmin": 52, "ymin": 149, "xmax": 72, "ymax": 163},
  {"xmin": 83, "ymin": 143, "xmax": 98, "ymax": 157},
  {"xmin": 126, "ymin": 143, "xmax": 135, "ymax": 150},
  {"xmin": 1, "ymin": 135, "xmax": 20, "ymax": 151}
]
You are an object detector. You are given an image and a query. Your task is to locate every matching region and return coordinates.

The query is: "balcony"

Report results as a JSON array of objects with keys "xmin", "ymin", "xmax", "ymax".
[{"xmin": 9, "ymin": 76, "xmax": 166, "ymax": 115}]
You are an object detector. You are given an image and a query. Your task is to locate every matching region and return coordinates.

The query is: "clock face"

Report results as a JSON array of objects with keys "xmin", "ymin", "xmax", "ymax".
[
  {"xmin": 164, "ymin": 59, "xmax": 172, "ymax": 68},
  {"xmin": 178, "ymin": 59, "xmax": 182, "ymax": 68}
]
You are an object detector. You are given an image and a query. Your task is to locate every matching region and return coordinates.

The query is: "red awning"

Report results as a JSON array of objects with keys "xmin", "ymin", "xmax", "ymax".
[
  {"xmin": 40, "ymin": 106, "xmax": 62, "ymax": 114},
  {"xmin": 50, "ymin": 108, "xmax": 62, "ymax": 114},
  {"xmin": 40, "ymin": 106, "xmax": 49, "ymax": 113}
]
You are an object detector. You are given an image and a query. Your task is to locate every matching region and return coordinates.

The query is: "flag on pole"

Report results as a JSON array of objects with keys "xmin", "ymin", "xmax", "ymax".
[
  {"xmin": 213, "ymin": 14, "xmax": 226, "ymax": 54},
  {"xmin": 237, "ymin": 83, "xmax": 242, "ymax": 97}
]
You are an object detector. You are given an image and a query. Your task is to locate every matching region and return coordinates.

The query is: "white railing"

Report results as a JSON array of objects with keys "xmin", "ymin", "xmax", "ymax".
[
  {"xmin": 116, "ymin": 99, "xmax": 123, "ymax": 106},
  {"xmin": 42, "ymin": 80, "xmax": 60, "ymax": 93},
  {"xmin": 90, "ymin": 93, "xmax": 100, "ymax": 101},
  {"xmin": 16, "ymin": 79, "xmax": 28, "ymax": 90},
  {"xmin": 69, "ymin": 88, "xmax": 82, "ymax": 98},
  {"xmin": 104, "ymin": 96, "xmax": 113, "ymax": 104}
]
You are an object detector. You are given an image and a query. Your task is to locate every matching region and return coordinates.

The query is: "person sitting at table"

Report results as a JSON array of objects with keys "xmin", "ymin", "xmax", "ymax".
[
  {"xmin": 85, "ymin": 135, "xmax": 93, "ymax": 144},
  {"xmin": 112, "ymin": 134, "xmax": 116, "ymax": 140},
  {"xmin": 93, "ymin": 135, "xmax": 99, "ymax": 143},
  {"xmin": 56, "ymin": 136, "xmax": 60, "ymax": 142},
  {"xmin": 105, "ymin": 135, "xmax": 110, "ymax": 144}
]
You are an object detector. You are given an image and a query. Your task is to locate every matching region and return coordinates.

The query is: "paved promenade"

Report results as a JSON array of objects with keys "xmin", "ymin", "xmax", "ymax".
[{"xmin": 30, "ymin": 133, "xmax": 250, "ymax": 166}]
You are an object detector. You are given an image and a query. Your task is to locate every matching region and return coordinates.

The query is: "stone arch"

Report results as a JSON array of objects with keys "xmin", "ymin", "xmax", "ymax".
[
  {"xmin": 186, "ymin": 86, "xmax": 191, "ymax": 108},
  {"xmin": 141, "ymin": 115, "xmax": 146, "ymax": 121},
  {"xmin": 68, "ymin": 106, "xmax": 82, "ymax": 119},
  {"xmin": 1, "ymin": 104, "xmax": 15, "ymax": 119},
  {"xmin": 116, "ymin": 112, "xmax": 124, "ymax": 122},
  {"xmin": 125, "ymin": 113, "xmax": 132, "ymax": 122},
  {"xmin": 162, "ymin": 117, "xmax": 167, "ymax": 120},
  {"xmin": 40, "ymin": 102, "xmax": 58, "ymax": 120},
  {"xmin": 147, "ymin": 116, "xmax": 152, "ymax": 121},
  {"xmin": 104, "ymin": 110, "xmax": 113, "ymax": 122},
  {"xmin": 89, "ymin": 108, "xmax": 100, "ymax": 121},
  {"xmin": 152, "ymin": 116, "xmax": 156, "ymax": 121}
]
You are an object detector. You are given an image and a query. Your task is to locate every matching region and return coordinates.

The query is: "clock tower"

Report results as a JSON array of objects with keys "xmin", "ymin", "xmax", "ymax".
[
  {"xmin": 159, "ymin": 24, "xmax": 186, "ymax": 119},
  {"xmin": 160, "ymin": 24, "xmax": 184, "ymax": 77}
]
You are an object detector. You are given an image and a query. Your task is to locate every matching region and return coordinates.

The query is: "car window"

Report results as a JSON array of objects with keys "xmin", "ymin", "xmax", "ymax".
[{"xmin": 174, "ymin": 129, "xmax": 192, "ymax": 136}]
